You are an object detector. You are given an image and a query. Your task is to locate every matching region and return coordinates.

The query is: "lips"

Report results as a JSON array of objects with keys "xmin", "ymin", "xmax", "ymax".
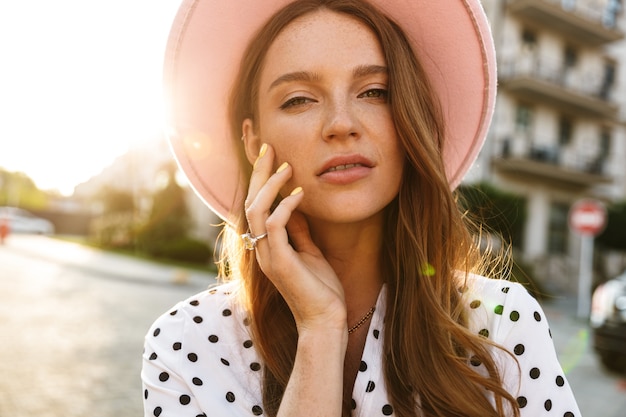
[
  {"xmin": 325, "ymin": 163, "xmax": 366, "ymax": 173},
  {"xmin": 317, "ymin": 155, "xmax": 374, "ymax": 176}
]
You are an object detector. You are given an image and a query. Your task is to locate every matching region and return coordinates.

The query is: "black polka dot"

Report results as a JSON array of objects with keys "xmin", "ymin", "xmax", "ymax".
[
  {"xmin": 243, "ymin": 340, "xmax": 253, "ymax": 348},
  {"xmin": 458, "ymin": 285, "xmax": 469, "ymax": 293},
  {"xmin": 544, "ymin": 399, "xmax": 552, "ymax": 411},
  {"xmin": 534, "ymin": 311, "xmax": 542, "ymax": 321},
  {"xmin": 470, "ymin": 356, "xmax": 482, "ymax": 366},
  {"xmin": 510, "ymin": 311, "xmax": 520, "ymax": 321},
  {"xmin": 564, "ymin": 412, "xmax": 575, "ymax": 417},
  {"xmin": 222, "ymin": 309, "xmax": 232, "ymax": 317},
  {"xmin": 470, "ymin": 300, "xmax": 481, "ymax": 309},
  {"xmin": 188, "ymin": 353, "xmax": 198, "ymax": 362},
  {"xmin": 226, "ymin": 391, "xmax": 236, "ymax": 402},
  {"xmin": 192, "ymin": 377, "xmax": 203, "ymax": 386},
  {"xmin": 502, "ymin": 287, "xmax": 510, "ymax": 293},
  {"xmin": 494, "ymin": 305, "xmax": 504, "ymax": 315},
  {"xmin": 159, "ymin": 372, "xmax": 169, "ymax": 382},
  {"xmin": 530, "ymin": 367, "xmax": 540, "ymax": 379},
  {"xmin": 243, "ymin": 317, "xmax": 251, "ymax": 326},
  {"xmin": 514, "ymin": 344, "xmax": 525, "ymax": 356},
  {"xmin": 373, "ymin": 329, "xmax": 380, "ymax": 339},
  {"xmin": 517, "ymin": 396, "xmax": 527, "ymax": 408},
  {"xmin": 556, "ymin": 375, "xmax": 565, "ymax": 387},
  {"xmin": 190, "ymin": 300, "xmax": 199, "ymax": 306},
  {"xmin": 153, "ymin": 328, "xmax": 161, "ymax": 337},
  {"xmin": 170, "ymin": 310, "xmax": 178, "ymax": 316},
  {"xmin": 366, "ymin": 381, "xmax": 375, "ymax": 392},
  {"xmin": 382, "ymin": 404, "xmax": 393, "ymax": 415},
  {"xmin": 196, "ymin": 414, "xmax": 207, "ymax": 417},
  {"xmin": 153, "ymin": 406, "xmax": 162, "ymax": 416},
  {"xmin": 144, "ymin": 389, "xmax": 149, "ymax": 399},
  {"xmin": 478, "ymin": 329, "xmax": 489, "ymax": 338},
  {"xmin": 252, "ymin": 405, "xmax": 263, "ymax": 415},
  {"xmin": 149, "ymin": 352, "xmax": 157, "ymax": 360},
  {"xmin": 180, "ymin": 394, "xmax": 191, "ymax": 405},
  {"xmin": 351, "ymin": 399, "xmax": 357, "ymax": 410},
  {"xmin": 208, "ymin": 335, "xmax": 219, "ymax": 343},
  {"xmin": 221, "ymin": 358, "xmax": 230, "ymax": 366},
  {"xmin": 359, "ymin": 361, "xmax": 368, "ymax": 372},
  {"xmin": 173, "ymin": 342, "xmax": 182, "ymax": 351},
  {"xmin": 250, "ymin": 362, "xmax": 261, "ymax": 371},
  {"xmin": 193, "ymin": 316, "xmax": 203, "ymax": 323}
]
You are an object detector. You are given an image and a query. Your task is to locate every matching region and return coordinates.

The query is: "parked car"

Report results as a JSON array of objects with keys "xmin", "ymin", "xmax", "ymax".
[
  {"xmin": 591, "ymin": 271, "xmax": 626, "ymax": 373},
  {"xmin": 0, "ymin": 206, "xmax": 55, "ymax": 235}
]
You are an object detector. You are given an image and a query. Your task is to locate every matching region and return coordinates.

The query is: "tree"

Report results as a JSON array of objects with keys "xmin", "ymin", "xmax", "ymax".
[
  {"xmin": 456, "ymin": 182, "xmax": 527, "ymax": 248},
  {"xmin": 136, "ymin": 162, "xmax": 191, "ymax": 253},
  {"xmin": 597, "ymin": 200, "xmax": 626, "ymax": 250},
  {"xmin": 0, "ymin": 168, "xmax": 50, "ymax": 209}
]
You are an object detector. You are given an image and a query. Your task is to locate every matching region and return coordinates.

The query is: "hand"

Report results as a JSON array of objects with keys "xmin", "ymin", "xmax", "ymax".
[{"xmin": 245, "ymin": 144, "xmax": 347, "ymax": 335}]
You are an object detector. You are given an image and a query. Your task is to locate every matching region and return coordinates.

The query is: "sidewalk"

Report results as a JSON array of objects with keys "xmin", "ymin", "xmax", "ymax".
[{"xmin": 2, "ymin": 234, "xmax": 217, "ymax": 289}]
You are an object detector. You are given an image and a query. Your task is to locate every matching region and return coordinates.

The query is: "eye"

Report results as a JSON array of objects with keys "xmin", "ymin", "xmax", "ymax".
[
  {"xmin": 358, "ymin": 88, "xmax": 388, "ymax": 101},
  {"xmin": 280, "ymin": 96, "xmax": 315, "ymax": 109}
]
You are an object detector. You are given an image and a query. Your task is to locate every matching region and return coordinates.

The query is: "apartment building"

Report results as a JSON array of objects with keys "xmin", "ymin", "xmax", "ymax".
[{"xmin": 475, "ymin": 0, "xmax": 626, "ymax": 292}]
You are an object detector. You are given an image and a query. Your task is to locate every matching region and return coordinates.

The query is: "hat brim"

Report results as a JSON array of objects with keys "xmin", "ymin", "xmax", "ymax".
[{"xmin": 164, "ymin": 0, "xmax": 496, "ymax": 223}]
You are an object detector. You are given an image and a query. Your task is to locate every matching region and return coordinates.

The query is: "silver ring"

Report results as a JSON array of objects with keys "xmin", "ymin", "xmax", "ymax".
[{"xmin": 241, "ymin": 232, "xmax": 268, "ymax": 250}]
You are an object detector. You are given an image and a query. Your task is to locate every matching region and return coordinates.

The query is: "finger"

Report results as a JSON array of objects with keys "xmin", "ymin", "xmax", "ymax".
[
  {"xmin": 264, "ymin": 186, "xmax": 304, "ymax": 255},
  {"xmin": 245, "ymin": 143, "xmax": 274, "ymax": 211},
  {"xmin": 247, "ymin": 163, "xmax": 295, "ymax": 258},
  {"xmin": 285, "ymin": 209, "xmax": 319, "ymax": 254}
]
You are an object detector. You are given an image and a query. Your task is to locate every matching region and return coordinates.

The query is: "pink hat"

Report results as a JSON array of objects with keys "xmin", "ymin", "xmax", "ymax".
[{"xmin": 164, "ymin": 0, "xmax": 497, "ymax": 222}]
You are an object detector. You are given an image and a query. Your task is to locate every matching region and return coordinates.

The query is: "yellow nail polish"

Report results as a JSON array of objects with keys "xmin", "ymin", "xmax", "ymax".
[
  {"xmin": 253, "ymin": 144, "xmax": 268, "ymax": 169},
  {"xmin": 258, "ymin": 143, "xmax": 267, "ymax": 159},
  {"xmin": 290, "ymin": 186, "xmax": 303, "ymax": 196},
  {"xmin": 276, "ymin": 162, "xmax": 289, "ymax": 173}
]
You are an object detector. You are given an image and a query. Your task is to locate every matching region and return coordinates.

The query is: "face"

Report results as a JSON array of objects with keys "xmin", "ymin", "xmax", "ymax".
[{"xmin": 244, "ymin": 9, "xmax": 404, "ymax": 224}]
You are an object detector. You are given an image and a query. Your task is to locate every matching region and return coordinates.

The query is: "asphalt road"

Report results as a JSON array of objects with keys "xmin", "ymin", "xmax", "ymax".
[{"xmin": 0, "ymin": 235, "xmax": 624, "ymax": 416}]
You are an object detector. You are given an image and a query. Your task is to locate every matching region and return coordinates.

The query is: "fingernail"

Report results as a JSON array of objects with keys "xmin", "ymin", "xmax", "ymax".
[
  {"xmin": 254, "ymin": 144, "xmax": 268, "ymax": 169},
  {"xmin": 276, "ymin": 162, "xmax": 289, "ymax": 173},
  {"xmin": 258, "ymin": 143, "xmax": 267, "ymax": 159},
  {"xmin": 290, "ymin": 186, "xmax": 303, "ymax": 196}
]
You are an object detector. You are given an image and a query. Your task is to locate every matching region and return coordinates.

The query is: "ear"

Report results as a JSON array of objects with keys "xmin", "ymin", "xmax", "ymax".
[{"xmin": 242, "ymin": 118, "xmax": 262, "ymax": 166}]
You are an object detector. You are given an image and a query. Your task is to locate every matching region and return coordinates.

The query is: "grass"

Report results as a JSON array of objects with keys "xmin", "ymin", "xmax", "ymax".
[{"xmin": 53, "ymin": 235, "xmax": 217, "ymax": 274}]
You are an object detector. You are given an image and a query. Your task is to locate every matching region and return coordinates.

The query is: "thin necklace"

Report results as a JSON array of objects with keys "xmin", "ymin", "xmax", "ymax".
[{"xmin": 348, "ymin": 305, "xmax": 376, "ymax": 334}]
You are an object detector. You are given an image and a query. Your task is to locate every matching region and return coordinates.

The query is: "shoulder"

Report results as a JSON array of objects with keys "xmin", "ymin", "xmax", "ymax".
[
  {"xmin": 145, "ymin": 281, "xmax": 251, "ymax": 352},
  {"xmin": 461, "ymin": 274, "xmax": 544, "ymax": 341}
]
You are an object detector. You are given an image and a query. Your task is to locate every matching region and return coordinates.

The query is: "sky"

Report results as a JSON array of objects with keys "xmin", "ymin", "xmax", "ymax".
[{"xmin": 0, "ymin": 0, "xmax": 183, "ymax": 195}]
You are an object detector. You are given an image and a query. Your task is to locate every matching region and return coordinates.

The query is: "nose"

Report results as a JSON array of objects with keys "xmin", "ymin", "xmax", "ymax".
[{"xmin": 321, "ymin": 97, "xmax": 360, "ymax": 141}]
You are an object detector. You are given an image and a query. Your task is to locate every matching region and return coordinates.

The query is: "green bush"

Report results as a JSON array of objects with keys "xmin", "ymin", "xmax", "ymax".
[{"xmin": 148, "ymin": 237, "xmax": 212, "ymax": 264}]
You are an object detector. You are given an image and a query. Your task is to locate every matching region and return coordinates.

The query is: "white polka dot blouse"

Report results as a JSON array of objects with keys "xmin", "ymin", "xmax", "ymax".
[{"xmin": 142, "ymin": 274, "xmax": 582, "ymax": 416}]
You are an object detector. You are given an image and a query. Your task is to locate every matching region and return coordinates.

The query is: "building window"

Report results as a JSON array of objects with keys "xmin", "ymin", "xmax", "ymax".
[
  {"xmin": 558, "ymin": 117, "xmax": 573, "ymax": 146},
  {"xmin": 564, "ymin": 46, "xmax": 577, "ymax": 69},
  {"xmin": 599, "ymin": 61, "xmax": 616, "ymax": 99},
  {"xmin": 521, "ymin": 28, "xmax": 537, "ymax": 46},
  {"xmin": 515, "ymin": 104, "xmax": 533, "ymax": 133},
  {"xmin": 600, "ymin": 129, "xmax": 612, "ymax": 157},
  {"xmin": 548, "ymin": 202, "xmax": 569, "ymax": 255}
]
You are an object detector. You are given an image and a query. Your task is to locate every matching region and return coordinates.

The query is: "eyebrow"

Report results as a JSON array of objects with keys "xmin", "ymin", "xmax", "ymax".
[{"xmin": 268, "ymin": 64, "xmax": 388, "ymax": 91}]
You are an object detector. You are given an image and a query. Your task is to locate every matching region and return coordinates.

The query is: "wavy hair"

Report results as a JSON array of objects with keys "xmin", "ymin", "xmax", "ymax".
[{"xmin": 222, "ymin": 0, "xmax": 521, "ymax": 416}]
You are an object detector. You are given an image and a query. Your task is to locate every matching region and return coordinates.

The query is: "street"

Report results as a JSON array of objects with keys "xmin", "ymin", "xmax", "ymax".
[{"xmin": 0, "ymin": 235, "xmax": 624, "ymax": 416}]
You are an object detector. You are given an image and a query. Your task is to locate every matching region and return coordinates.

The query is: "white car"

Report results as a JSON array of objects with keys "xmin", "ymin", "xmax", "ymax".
[
  {"xmin": 591, "ymin": 271, "xmax": 626, "ymax": 373},
  {"xmin": 0, "ymin": 206, "xmax": 55, "ymax": 235}
]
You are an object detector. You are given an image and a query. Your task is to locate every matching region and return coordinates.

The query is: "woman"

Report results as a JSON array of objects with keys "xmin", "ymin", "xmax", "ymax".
[{"xmin": 142, "ymin": 0, "xmax": 581, "ymax": 416}]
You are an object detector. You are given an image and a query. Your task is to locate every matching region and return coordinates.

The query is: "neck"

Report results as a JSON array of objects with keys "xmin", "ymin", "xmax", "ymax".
[{"xmin": 306, "ymin": 212, "xmax": 385, "ymax": 321}]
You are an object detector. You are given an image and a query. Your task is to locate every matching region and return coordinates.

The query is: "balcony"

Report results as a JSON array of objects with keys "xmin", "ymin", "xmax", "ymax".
[
  {"xmin": 492, "ymin": 137, "xmax": 612, "ymax": 187},
  {"xmin": 499, "ymin": 56, "xmax": 619, "ymax": 119},
  {"xmin": 507, "ymin": 0, "xmax": 624, "ymax": 45}
]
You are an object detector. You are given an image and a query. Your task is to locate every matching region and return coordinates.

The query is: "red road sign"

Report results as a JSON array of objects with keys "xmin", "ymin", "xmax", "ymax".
[{"xmin": 568, "ymin": 199, "xmax": 607, "ymax": 236}]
